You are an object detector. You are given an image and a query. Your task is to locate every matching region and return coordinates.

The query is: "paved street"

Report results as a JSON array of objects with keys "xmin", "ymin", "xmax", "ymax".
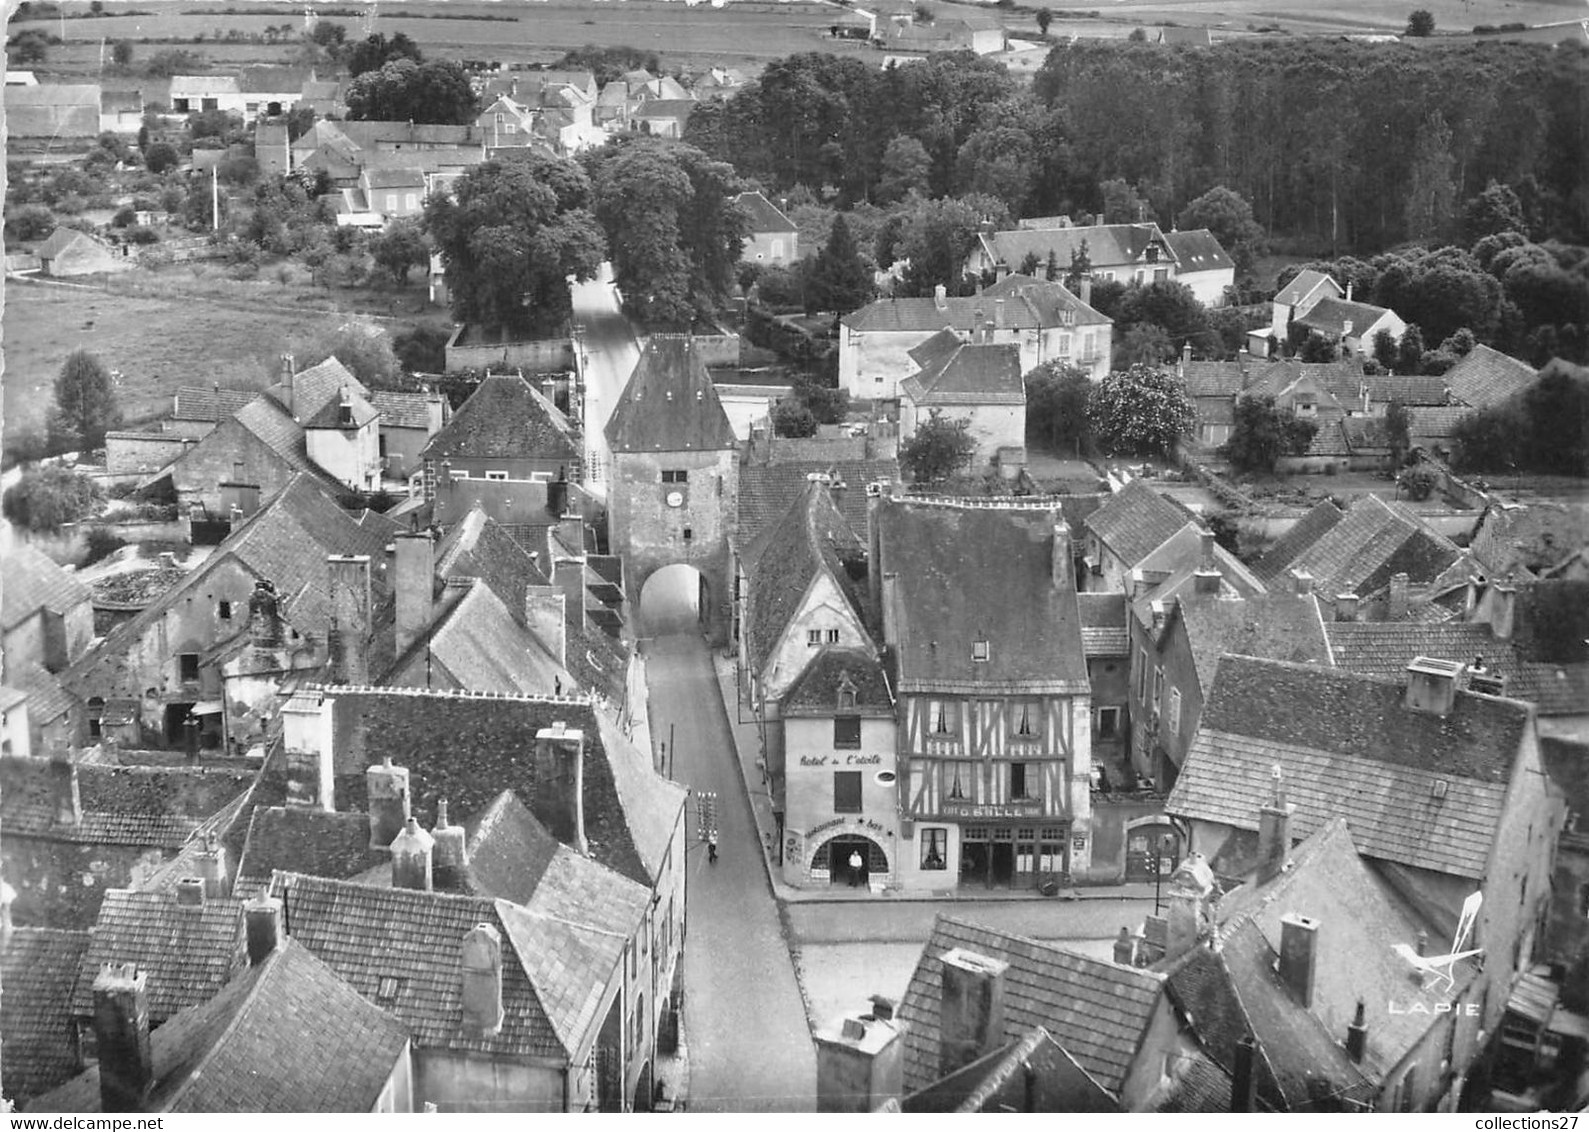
[
  {"xmin": 643, "ymin": 600, "xmax": 816, "ymax": 1112},
  {"xmin": 569, "ymin": 263, "xmax": 642, "ymax": 501}
]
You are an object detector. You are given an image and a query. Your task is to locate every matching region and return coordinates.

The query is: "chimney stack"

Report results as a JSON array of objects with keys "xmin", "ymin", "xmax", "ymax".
[
  {"xmin": 1231, "ymin": 1033, "xmax": 1256, "ymax": 1113},
  {"xmin": 282, "ymin": 692, "xmax": 334, "ymax": 811},
  {"xmin": 431, "ymin": 799, "xmax": 469, "ymax": 891},
  {"xmin": 460, "ymin": 923, "xmax": 505, "ymax": 1036},
  {"xmin": 1403, "ymin": 656, "xmax": 1463, "ymax": 716},
  {"xmin": 1291, "ymin": 569, "xmax": 1313, "ymax": 596},
  {"xmin": 247, "ymin": 579, "xmax": 282, "ymax": 649},
  {"xmin": 1277, "ymin": 913, "xmax": 1319, "ymax": 1009},
  {"xmin": 1256, "ymin": 766, "xmax": 1293, "ymax": 885},
  {"xmin": 553, "ymin": 557, "xmax": 588, "ymax": 632},
  {"xmin": 1344, "ymin": 999, "xmax": 1368, "ymax": 1063},
  {"xmin": 196, "ymin": 838, "xmax": 228, "ymax": 899},
  {"xmin": 1387, "ymin": 572, "xmax": 1409, "ymax": 621},
  {"xmin": 534, "ymin": 723, "xmax": 588, "ymax": 854},
  {"xmin": 1078, "ymin": 275, "xmax": 1092, "ymax": 306},
  {"xmin": 1051, "ymin": 520, "xmax": 1072, "ymax": 589},
  {"xmin": 994, "ymin": 298, "xmax": 1005, "ymax": 330},
  {"xmin": 394, "ymin": 531, "xmax": 435, "ymax": 658},
  {"xmin": 556, "ymin": 511, "xmax": 585, "ymax": 555},
  {"xmin": 245, "ymin": 895, "xmax": 284, "ymax": 965},
  {"xmin": 1113, "ymin": 926, "xmax": 1138, "ymax": 967},
  {"xmin": 939, "ymin": 948, "xmax": 1008, "ymax": 1079},
  {"xmin": 1193, "ymin": 530, "xmax": 1222, "ymax": 594},
  {"xmin": 176, "ymin": 877, "xmax": 205, "ymax": 907},
  {"xmin": 366, "ymin": 757, "xmax": 412, "ymax": 849},
  {"xmin": 390, "ymin": 816, "xmax": 435, "ymax": 891},
  {"xmin": 1488, "ymin": 579, "xmax": 1517, "ymax": 640},
  {"xmin": 94, "ymin": 965, "xmax": 154, "ymax": 1113},
  {"xmin": 933, "ymin": 283, "xmax": 948, "ymax": 312},
  {"xmin": 327, "ymin": 554, "xmax": 373, "ymax": 685},
  {"xmin": 1182, "ymin": 340, "xmax": 1192, "ymax": 372},
  {"xmin": 52, "ymin": 757, "xmax": 81, "ymax": 826},
  {"xmin": 815, "ymin": 1006, "xmax": 905, "ymax": 1112},
  {"xmin": 280, "ymin": 354, "xmax": 296, "ymax": 417},
  {"xmin": 1334, "ymin": 593, "xmax": 1359, "ymax": 622},
  {"xmin": 524, "ymin": 586, "xmax": 567, "ymax": 669}
]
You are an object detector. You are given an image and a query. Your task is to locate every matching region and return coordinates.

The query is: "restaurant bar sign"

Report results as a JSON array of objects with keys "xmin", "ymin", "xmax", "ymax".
[{"xmin": 941, "ymin": 800, "xmax": 1043, "ymax": 820}]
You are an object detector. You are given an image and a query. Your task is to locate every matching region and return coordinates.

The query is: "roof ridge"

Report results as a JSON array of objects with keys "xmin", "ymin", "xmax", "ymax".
[{"xmin": 305, "ymin": 682, "xmax": 595, "ymax": 707}]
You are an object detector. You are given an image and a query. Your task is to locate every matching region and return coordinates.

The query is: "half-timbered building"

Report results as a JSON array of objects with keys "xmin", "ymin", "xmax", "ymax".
[{"xmin": 870, "ymin": 498, "xmax": 1094, "ymax": 888}]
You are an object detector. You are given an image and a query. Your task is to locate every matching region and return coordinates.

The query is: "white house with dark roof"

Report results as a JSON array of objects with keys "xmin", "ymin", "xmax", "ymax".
[
  {"xmin": 1080, "ymin": 478, "xmax": 1195, "ymax": 594},
  {"xmin": 840, "ymin": 275, "xmax": 1111, "ymax": 401},
  {"xmin": 1294, "ymin": 295, "xmax": 1406, "ymax": 359},
  {"xmin": 965, "ymin": 222, "xmax": 1234, "ymax": 307},
  {"xmin": 735, "ymin": 190, "xmax": 800, "ymax": 264},
  {"xmin": 898, "ymin": 331, "xmax": 1026, "ymax": 470}
]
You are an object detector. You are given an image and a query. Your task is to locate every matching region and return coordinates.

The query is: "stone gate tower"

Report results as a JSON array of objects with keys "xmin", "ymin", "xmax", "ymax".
[{"xmin": 604, "ymin": 335, "xmax": 738, "ymax": 643}]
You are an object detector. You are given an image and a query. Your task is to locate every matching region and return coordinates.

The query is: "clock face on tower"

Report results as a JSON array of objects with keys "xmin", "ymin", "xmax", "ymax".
[{"xmin": 666, "ymin": 491, "xmax": 684, "ymax": 508}]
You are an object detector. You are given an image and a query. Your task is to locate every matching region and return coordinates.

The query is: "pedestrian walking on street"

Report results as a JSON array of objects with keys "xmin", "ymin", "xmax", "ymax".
[
  {"xmin": 708, "ymin": 833, "xmax": 718, "ymax": 864},
  {"xmin": 848, "ymin": 849, "xmax": 863, "ymax": 887}
]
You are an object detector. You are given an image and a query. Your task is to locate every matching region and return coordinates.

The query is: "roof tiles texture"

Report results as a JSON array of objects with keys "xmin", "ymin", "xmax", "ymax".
[
  {"xmin": 420, "ymin": 375, "xmax": 578, "ymax": 463},
  {"xmin": 737, "ymin": 457, "xmax": 898, "ymax": 550},
  {"xmin": 1085, "ymin": 480, "xmax": 1195, "ymax": 568},
  {"xmin": 1, "ymin": 927, "xmax": 92, "ymax": 1104},
  {"xmin": 1443, "ymin": 344, "xmax": 1537, "ymax": 409},
  {"xmin": 605, "ymin": 336, "xmax": 737, "ymax": 453}
]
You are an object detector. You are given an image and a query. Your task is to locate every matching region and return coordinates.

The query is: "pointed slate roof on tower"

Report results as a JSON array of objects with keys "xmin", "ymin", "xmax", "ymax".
[{"xmin": 604, "ymin": 335, "xmax": 737, "ymax": 453}]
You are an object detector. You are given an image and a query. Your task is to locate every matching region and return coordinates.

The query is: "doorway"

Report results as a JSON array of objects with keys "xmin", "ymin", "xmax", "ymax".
[
  {"xmin": 639, "ymin": 564, "xmax": 709, "ymax": 638},
  {"xmin": 830, "ymin": 836, "xmax": 871, "ymax": 888}
]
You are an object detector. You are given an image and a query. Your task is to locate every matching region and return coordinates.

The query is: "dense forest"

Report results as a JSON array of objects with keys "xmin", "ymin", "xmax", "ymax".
[{"xmin": 685, "ymin": 39, "xmax": 1589, "ymax": 256}]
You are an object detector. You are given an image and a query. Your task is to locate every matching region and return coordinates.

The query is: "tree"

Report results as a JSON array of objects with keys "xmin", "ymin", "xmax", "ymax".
[
  {"xmin": 554, "ymin": 44, "xmax": 661, "ymax": 85},
  {"xmin": 1177, "ymin": 185, "xmax": 1265, "ymax": 275},
  {"xmin": 1222, "ymin": 394, "xmax": 1318, "ymax": 473},
  {"xmin": 1404, "ymin": 111, "xmax": 1457, "ymax": 243},
  {"xmin": 2, "ymin": 466, "xmax": 103, "ymax": 532},
  {"xmin": 1397, "ymin": 324, "xmax": 1425, "ymax": 375},
  {"xmin": 143, "ymin": 141, "xmax": 179, "ymax": 174},
  {"xmin": 1120, "ymin": 322, "xmax": 1175, "ymax": 367},
  {"xmin": 346, "ymin": 31, "xmax": 422, "ymax": 77},
  {"xmin": 1451, "ymin": 401, "xmax": 1527, "ymax": 472},
  {"xmin": 1046, "ymin": 249, "xmax": 1061, "ymax": 282},
  {"xmin": 893, "ymin": 194, "xmax": 1009, "ymax": 297},
  {"xmin": 1036, "ymin": 8, "xmax": 1052, "ymax": 34},
  {"xmin": 804, "ymin": 213, "xmax": 871, "ymax": 314},
  {"xmin": 9, "ymin": 29, "xmax": 52, "ymax": 65},
  {"xmin": 901, "ymin": 410, "xmax": 977, "ymax": 482},
  {"xmin": 1464, "ymin": 181, "xmax": 1527, "ymax": 243},
  {"xmin": 1373, "ymin": 328, "xmax": 1400, "ymax": 372},
  {"xmin": 1100, "ymin": 178, "xmax": 1152, "ymax": 224},
  {"xmin": 111, "ymin": 38, "xmax": 132, "ymax": 65},
  {"xmin": 772, "ymin": 396, "xmax": 818, "ymax": 437},
  {"xmin": 287, "ymin": 319, "xmax": 402, "ymax": 388},
  {"xmin": 1405, "ymin": 9, "xmax": 1435, "ymax": 35},
  {"xmin": 1298, "ymin": 331, "xmax": 1338, "ymax": 362},
  {"xmin": 49, "ymin": 350, "xmax": 121, "ymax": 451},
  {"xmin": 1119, "ymin": 279, "xmax": 1209, "ymax": 345},
  {"xmin": 1520, "ymin": 363, "xmax": 1589, "ymax": 476},
  {"xmin": 427, "ymin": 154, "xmax": 606, "ymax": 332},
  {"xmin": 345, "ymin": 59, "xmax": 476, "ymax": 126},
  {"xmin": 1019, "ymin": 250, "xmax": 1042, "ymax": 276},
  {"xmin": 955, "ymin": 124, "xmax": 1037, "ymax": 217},
  {"xmin": 1064, "ymin": 240, "xmax": 1090, "ymax": 290},
  {"xmin": 1024, "ymin": 361, "xmax": 1093, "ymax": 454},
  {"xmin": 8, "ymin": 204, "xmax": 55, "ymax": 241},
  {"xmin": 876, "ymin": 136, "xmax": 932, "ymax": 204},
  {"xmin": 371, "ymin": 218, "xmax": 429, "ymax": 286},
  {"xmin": 1384, "ymin": 398, "xmax": 1411, "ymax": 468},
  {"xmin": 1086, "ymin": 363, "xmax": 1194, "ymax": 456}
]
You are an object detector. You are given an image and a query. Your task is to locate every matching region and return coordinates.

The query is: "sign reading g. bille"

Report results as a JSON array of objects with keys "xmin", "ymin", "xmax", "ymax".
[{"xmin": 940, "ymin": 801, "xmax": 1043, "ymax": 819}]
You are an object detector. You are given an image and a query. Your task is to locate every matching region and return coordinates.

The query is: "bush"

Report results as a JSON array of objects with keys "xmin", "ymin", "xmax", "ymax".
[
  {"xmin": 8, "ymin": 203, "xmax": 55, "ymax": 241},
  {"xmin": 143, "ymin": 141, "xmax": 179, "ymax": 174},
  {"xmin": 1399, "ymin": 462, "xmax": 1440, "ymax": 501},
  {"xmin": 2, "ymin": 466, "xmax": 103, "ymax": 532},
  {"xmin": 393, "ymin": 325, "xmax": 450, "ymax": 374},
  {"xmin": 123, "ymin": 224, "xmax": 159, "ymax": 245},
  {"xmin": 83, "ymin": 526, "xmax": 127, "ymax": 566}
]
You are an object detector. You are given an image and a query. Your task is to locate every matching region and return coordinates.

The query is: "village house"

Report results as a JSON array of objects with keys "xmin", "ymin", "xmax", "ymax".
[
  {"xmin": 169, "ymin": 67, "xmax": 314, "ymax": 123},
  {"xmin": 367, "ymin": 388, "xmax": 449, "ymax": 482},
  {"xmin": 1079, "ymin": 478, "xmax": 1196, "ymax": 594},
  {"xmin": 4, "ymin": 83, "xmax": 100, "ymax": 148},
  {"xmin": 863, "ymin": 0, "xmax": 1007, "ymax": 55},
  {"xmin": 1252, "ymin": 268, "xmax": 1340, "ymax": 356},
  {"xmin": 1165, "ymin": 654, "xmax": 1562, "ymax": 1061},
  {"xmin": 36, "ymin": 228, "xmax": 131, "ymax": 277},
  {"xmin": 5, "ymin": 544, "xmax": 97, "ymax": 756},
  {"xmin": 30, "ymin": 918, "xmax": 414, "ymax": 1114},
  {"xmin": 290, "ymin": 120, "xmax": 487, "ymax": 187},
  {"xmin": 871, "ymin": 497, "xmax": 1095, "ymax": 886},
  {"xmin": 1294, "ymin": 295, "xmax": 1406, "ymax": 360},
  {"xmin": 1075, "ymin": 590, "xmax": 1130, "ymax": 788},
  {"xmin": 303, "ymin": 384, "xmax": 383, "ymax": 493},
  {"xmin": 898, "ymin": 331, "xmax": 1026, "ymax": 473},
  {"xmin": 474, "ymin": 93, "xmax": 538, "ymax": 148},
  {"xmin": 99, "ymin": 89, "xmax": 142, "ymax": 135},
  {"xmin": 1442, "ymin": 344, "xmax": 1539, "ymax": 411},
  {"xmin": 0, "ymin": 920, "xmax": 94, "ymax": 1107},
  {"xmin": 840, "ymin": 276, "xmax": 1111, "ymax": 402},
  {"xmin": 1470, "ymin": 501, "xmax": 1589, "ymax": 582},
  {"xmin": 735, "ymin": 191, "xmax": 800, "ymax": 265},
  {"xmin": 965, "ymin": 222, "xmax": 1235, "ymax": 308}
]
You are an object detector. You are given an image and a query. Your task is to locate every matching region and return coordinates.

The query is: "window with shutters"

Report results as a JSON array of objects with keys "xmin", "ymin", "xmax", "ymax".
[{"xmin": 834, "ymin": 771, "xmax": 862, "ymax": 813}]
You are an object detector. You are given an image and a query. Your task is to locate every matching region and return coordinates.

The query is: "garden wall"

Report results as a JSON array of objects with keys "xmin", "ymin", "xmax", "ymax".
[{"xmin": 445, "ymin": 325, "xmax": 574, "ymax": 373}]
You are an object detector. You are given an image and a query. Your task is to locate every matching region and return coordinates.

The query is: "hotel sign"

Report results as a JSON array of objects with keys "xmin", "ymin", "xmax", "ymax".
[{"xmin": 940, "ymin": 800, "xmax": 1043, "ymax": 820}]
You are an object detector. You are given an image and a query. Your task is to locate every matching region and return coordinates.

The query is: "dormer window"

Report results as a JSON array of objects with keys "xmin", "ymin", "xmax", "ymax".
[
  {"xmin": 1296, "ymin": 401, "xmax": 1317, "ymax": 417},
  {"xmin": 972, "ymin": 640, "xmax": 990, "ymax": 663},
  {"xmin": 837, "ymin": 673, "xmax": 857, "ymax": 711}
]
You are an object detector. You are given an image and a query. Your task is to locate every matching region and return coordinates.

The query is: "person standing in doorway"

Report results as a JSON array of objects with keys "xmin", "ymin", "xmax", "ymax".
[{"xmin": 848, "ymin": 848, "xmax": 863, "ymax": 887}]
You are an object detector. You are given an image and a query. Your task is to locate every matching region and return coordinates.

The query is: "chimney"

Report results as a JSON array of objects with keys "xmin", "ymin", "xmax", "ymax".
[
  {"xmin": 394, "ymin": 531, "xmax": 435, "ymax": 658},
  {"xmin": 994, "ymin": 298, "xmax": 1005, "ymax": 330},
  {"xmin": 327, "ymin": 554, "xmax": 373, "ymax": 685},
  {"xmin": 1387, "ymin": 572, "xmax": 1409, "ymax": 621},
  {"xmin": 830, "ymin": 476, "xmax": 848, "ymax": 521},
  {"xmin": 1113, "ymin": 926, "xmax": 1138, "ymax": 967},
  {"xmin": 280, "ymin": 353, "xmax": 295, "ymax": 416},
  {"xmin": 1256, "ymin": 766, "xmax": 1293, "ymax": 885},
  {"xmin": 1291, "ymin": 569, "xmax": 1313, "ymax": 596},
  {"xmin": 52, "ymin": 757, "xmax": 81, "ymax": 826},
  {"xmin": 1231, "ymin": 1033, "xmax": 1256, "ymax": 1113},
  {"xmin": 425, "ymin": 388, "xmax": 446, "ymax": 435},
  {"xmin": 815, "ymin": 1007, "xmax": 905, "ymax": 1112},
  {"xmin": 1277, "ymin": 913, "xmax": 1319, "ymax": 1008},
  {"xmin": 245, "ymin": 894, "xmax": 283, "ymax": 965},
  {"xmin": 534, "ymin": 723, "xmax": 587, "ymax": 854},
  {"xmin": 1344, "ymin": 999, "xmax": 1368, "ymax": 1064},
  {"xmin": 1345, "ymin": 280, "xmax": 1353, "ymax": 303},
  {"xmin": 247, "ymin": 579, "xmax": 282, "ymax": 649},
  {"xmin": 390, "ymin": 815, "xmax": 435, "ymax": 891},
  {"xmin": 431, "ymin": 799, "xmax": 469, "ymax": 891},
  {"xmin": 1150, "ymin": 599, "xmax": 1168, "ymax": 634},
  {"xmin": 1165, "ymin": 854, "xmax": 1214, "ymax": 960},
  {"xmin": 939, "ymin": 948, "xmax": 1008, "ymax": 1079},
  {"xmin": 1489, "ymin": 579, "xmax": 1517, "ymax": 640},
  {"xmin": 933, "ymin": 283, "xmax": 948, "ymax": 312},
  {"xmin": 1403, "ymin": 656, "xmax": 1463, "ymax": 716},
  {"xmin": 282, "ymin": 692, "xmax": 334, "ymax": 811},
  {"xmin": 366, "ymin": 756, "xmax": 412, "ymax": 849},
  {"xmin": 1342, "ymin": 319, "xmax": 1354, "ymax": 342},
  {"xmin": 1051, "ymin": 520, "xmax": 1072, "ymax": 588},
  {"xmin": 1334, "ymin": 593, "xmax": 1359, "ymax": 622},
  {"xmin": 524, "ymin": 586, "xmax": 567, "ymax": 669},
  {"xmin": 1078, "ymin": 275, "xmax": 1092, "ymax": 306},
  {"xmin": 176, "ymin": 877, "xmax": 205, "ymax": 906},
  {"xmin": 93, "ymin": 965, "xmax": 153, "ymax": 1113},
  {"xmin": 1193, "ymin": 529, "xmax": 1222, "ymax": 595},
  {"xmin": 556, "ymin": 511, "xmax": 585, "ymax": 554},
  {"xmin": 553, "ymin": 557, "xmax": 588, "ymax": 632},
  {"xmin": 196, "ymin": 838, "xmax": 228, "ymax": 899},
  {"xmin": 460, "ymin": 923, "xmax": 505, "ymax": 1036},
  {"xmin": 1182, "ymin": 340, "xmax": 1192, "ymax": 371}
]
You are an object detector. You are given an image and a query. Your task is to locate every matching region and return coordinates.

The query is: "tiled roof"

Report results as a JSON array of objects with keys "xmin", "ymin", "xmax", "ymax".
[
  {"xmin": 1408, "ymin": 406, "xmax": 1471, "ymax": 444},
  {"xmin": 1274, "ymin": 269, "xmax": 1339, "ymax": 308},
  {"xmin": 71, "ymin": 889, "xmax": 248, "ymax": 1023},
  {"xmin": 1149, "ymin": 1050, "xmax": 1232, "ymax": 1113},
  {"xmin": 904, "ymin": 1027, "xmax": 1120, "ymax": 1113},
  {"xmin": 1442, "ymin": 344, "xmax": 1537, "ymax": 409},
  {"xmin": 434, "ymin": 506, "xmax": 550, "ymax": 626},
  {"xmin": 33, "ymin": 939, "xmax": 411, "ymax": 1114},
  {"xmin": 1216, "ymin": 817, "xmax": 1467, "ymax": 1081},
  {"xmin": 1132, "ymin": 525, "xmax": 1267, "ymax": 612},
  {"xmin": 171, "ymin": 386, "xmax": 263, "ymax": 423},
  {"xmin": 1085, "ymin": 480, "xmax": 1194, "ymax": 568},
  {"xmin": 368, "ymin": 389, "xmax": 442, "ymax": 430},
  {"xmin": 1166, "ymin": 656, "xmax": 1530, "ymax": 878},
  {"xmin": 1470, "ymin": 502, "xmax": 1589, "ymax": 578},
  {"xmin": 388, "ymin": 580, "xmax": 569, "ymax": 696},
  {"xmin": 302, "ymin": 385, "xmax": 380, "ymax": 430},
  {"xmin": 605, "ymin": 336, "xmax": 737, "ymax": 453},
  {"xmin": 983, "ymin": 274, "xmax": 1112, "ymax": 328},
  {"xmin": 843, "ymin": 279, "xmax": 1109, "ymax": 333},
  {"xmin": 1253, "ymin": 501, "xmax": 1343, "ymax": 584},
  {"xmin": 901, "ymin": 340, "xmax": 1025, "ymax": 406},
  {"xmin": 1363, "ymin": 374, "xmax": 1449, "ymax": 407},
  {"xmin": 982, "ymin": 222, "xmax": 1167, "ymax": 274},
  {"xmin": 420, "ymin": 374, "xmax": 579, "ymax": 463},
  {"xmin": 233, "ymin": 806, "xmax": 385, "ymax": 899},
  {"xmin": 734, "ymin": 190, "xmax": 797, "ymax": 234},
  {"xmin": 228, "ymin": 396, "xmax": 325, "ymax": 482},
  {"xmin": 896, "ymin": 915, "xmax": 1165, "ymax": 1098},
  {"xmin": 738, "ymin": 454, "xmax": 898, "ymax": 548},
  {"xmin": 1079, "ymin": 592, "xmax": 1128, "ymax": 655},
  {"xmin": 238, "ymin": 65, "xmax": 310, "ymax": 94},
  {"xmin": 879, "ymin": 502, "xmax": 1089, "ymax": 693},
  {"xmin": 1294, "ymin": 296, "xmax": 1394, "ymax": 338},
  {"xmin": 782, "ymin": 647, "xmax": 893, "ymax": 715},
  {"xmin": 271, "ymin": 873, "xmax": 579, "ymax": 1060},
  {"xmin": 1180, "ymin": 359, "xmax": 1252, "ymax": 397},
  {"xmin": 362, "ymin": 166, "xmax": 425, "ymax": 190},
  {"xmin": 266, "ymin": 357, "xmax": 369, "ymax": 425},
  {"xmin": 1328, "ymin": 621, "xmax": 1504, "ymax": 683},
  {"xmin": 743, "ymin": 479, "xmax": 868, "ymax": 676},
  {"xmin": 326, "ymin": 688, "xmax": 680, "ymax": 889},
  {"xmin": 1244, "ymin": 358, "xmax": 1364, "ymax": 405},
  {"xmin": 1175, "ymin": 594, "xmax": 1332, "ymax": 697},
  {"xmin": 2, "ymin": 543, "xmax": 90, "ymax": 631},
  {"xmin": 1266, "ymin": 495, "xmax": 1458, "ymax": 600},
  {"xmin": 1, "ymin": 927, "xmax": 92, "ymax": 1105},
  {"xmin": 1162, "ymin": 229, "xmax": 1234, "ymax": 272},
  {"xmin": 460, "ymin": 790, "xmax": 560, "ymax": 903}
]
